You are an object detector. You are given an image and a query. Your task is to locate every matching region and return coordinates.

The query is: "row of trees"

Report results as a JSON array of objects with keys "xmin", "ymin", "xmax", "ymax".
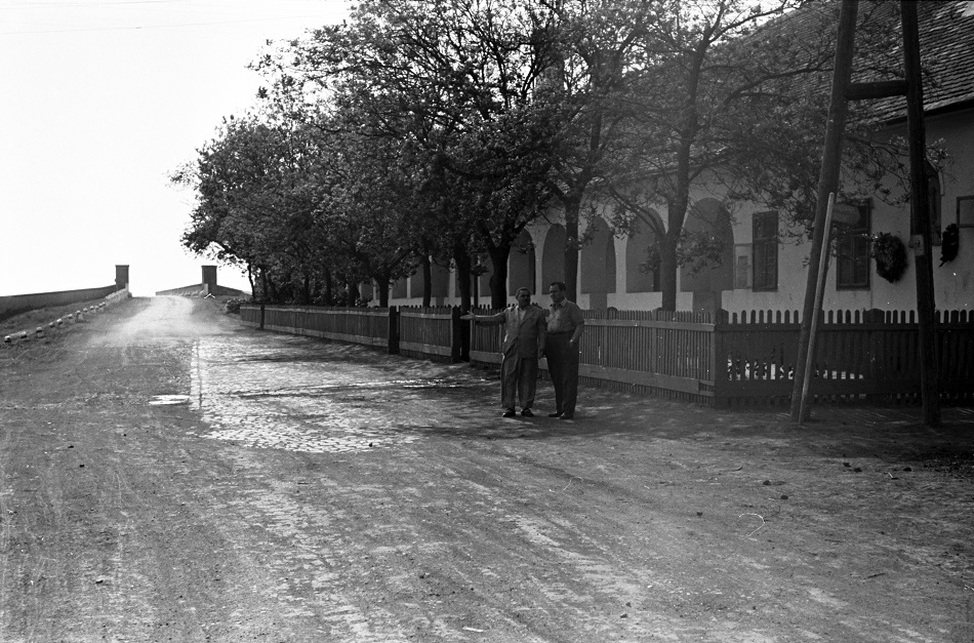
[{"xmin": 175, "ymin": 0, "xmax": 907, "ymax": 309}]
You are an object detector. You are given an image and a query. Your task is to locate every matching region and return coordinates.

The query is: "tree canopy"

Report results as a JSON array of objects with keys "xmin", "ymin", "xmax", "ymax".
[{"xmin": 176, "ymin": 0, "xmax": 921, "ymax": 310}]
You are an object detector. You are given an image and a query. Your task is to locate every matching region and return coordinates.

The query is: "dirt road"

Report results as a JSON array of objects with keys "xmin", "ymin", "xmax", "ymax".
[{"xmin": 1, "ymin": 297, "xmax": 972, "ymax": 642}]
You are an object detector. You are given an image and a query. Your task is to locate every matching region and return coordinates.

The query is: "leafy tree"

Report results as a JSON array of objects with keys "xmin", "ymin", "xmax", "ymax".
[
  {"xmin": 598, "ymin": 0, "xmax": 832, "ymax": 310},
  {"xmin": 255, "ymin": 0, "xmax": 560, "ymax": 308},
  {"xmin": 604, "ymin": 0, "xmax": 935, "ymax": 311},
  {"xmin": 532, "ymin": 0, "xmax": 660, "ymax": 302},
  {"xmin": 175, "ymin": 114, "xmax": 316, "ymax": 302},
  {"xmin": 316, "ymin": 121, "xmax": 428, "ymax": 307},
  {"xmin": 185, "ymin": 0, "xmax": 929, "ymax": 316}
]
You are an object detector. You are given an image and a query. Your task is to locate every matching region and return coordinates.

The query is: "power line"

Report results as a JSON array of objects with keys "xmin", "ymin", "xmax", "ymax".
[
  {"xmin": 0, "ymin": 15, "xmax": 341, "ymax": 36},
  {"xmin": 0, "ymin": 0, "xmax": 347, "ymax": 7},
  {"xmin": 0, "ymin": 0, "xmax": 183, "ymax": 8},
  {"xmin": 0, "ymin": 0, "xmax": 349, "ymax": 35}
]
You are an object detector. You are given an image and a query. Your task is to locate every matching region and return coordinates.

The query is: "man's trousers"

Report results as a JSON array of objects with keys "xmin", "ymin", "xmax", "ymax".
[
  {"xmin": 544, "ymin": 333, "xmax": 579, "ymax": 415},
  {"xmin": 500, "ymin": 353, "xmax": 538, "ymax": 410}
]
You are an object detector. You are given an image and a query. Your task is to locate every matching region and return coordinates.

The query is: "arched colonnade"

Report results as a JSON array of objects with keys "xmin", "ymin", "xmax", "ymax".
[{"xmin": 392, "ymin": 199, "xmax": 736, "ymax": 307}]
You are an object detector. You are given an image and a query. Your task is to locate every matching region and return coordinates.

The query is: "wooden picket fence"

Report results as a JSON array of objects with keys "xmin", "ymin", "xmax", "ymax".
[
  {"xmin": 397, "ymin": 306, "xmax": 462, "ymax": 362},
  {"xmin": 240, "ymin": 304, "xmax": 391, "ymax": 349},
  {"xmin": 239, "ymin": 304, "xmax": 974, "ymax": 407},
  {"xmin": 716, "ymin": 308, "xmax": 974, "ymax": 406}
]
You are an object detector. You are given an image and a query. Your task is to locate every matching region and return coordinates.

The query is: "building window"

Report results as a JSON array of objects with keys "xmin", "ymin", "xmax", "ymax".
[
  {"xmin": 958, "ymin": 196, "xmax": 974, "ymax": 229},
  {"xmin": 752, "ymin": 211, "xmax": 778, "ymax": 291},
  {"xmin": 835, "ymin": 202, "xmax": 871, "ymax": 290}
]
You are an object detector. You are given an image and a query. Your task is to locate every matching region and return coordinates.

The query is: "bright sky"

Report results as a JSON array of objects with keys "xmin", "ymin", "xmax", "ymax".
[{"xmin": 0, "ymin": 0, "xmax": 349, "ymax": 297}]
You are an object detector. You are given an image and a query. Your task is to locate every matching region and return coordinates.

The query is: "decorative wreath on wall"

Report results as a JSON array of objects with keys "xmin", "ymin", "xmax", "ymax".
[
  {"xmin": 871, "ymin": 232, "xmax": 909, "ymax": 283},
  {"xmin": 940, "ymin": 223, "xmax": 960, "ymax": 266}
]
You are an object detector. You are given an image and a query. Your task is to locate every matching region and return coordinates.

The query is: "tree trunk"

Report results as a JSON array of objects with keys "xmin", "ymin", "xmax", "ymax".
[
  {"xmin": 262, "ymin": 270, "xmax": 280, "ymax": 304},
  {"xmin": 487, "ymin": 245, "xmax": 511, "ymax": 309},
  {"xmin": 453, "ymin": 243, "xmax": 472, "ymax": 312},
  {"xmin": 660, "ymin": 232, "xmax": 680, "ymax": 311},
  {"xmin": 452, "ymin": 246, "xmax": 473, "ymax": 362},
  {"xmin": 661, "ymin": 152, "xmax": 693, "ymax": 311},
  {"xmin": 324, "ymin": 268, "xmax": 333, "ymax": 305},
  {"xmin": 376, "ymin": 275, "xmax": 390, "ymax": 308},
  {"xmin": 346, "ymin": 281, "xmax": 359, "ymax": 307},
  {"xmin": 562, "ymin": 195, "xmax": 581, "ymax": 303},
  {"xmin": 659, "ymin": 40, "xmax": 703, "ymax": 312},
  {"xmin": 420, "ymin": 255, "xmax": 432, "ymax": 308}
]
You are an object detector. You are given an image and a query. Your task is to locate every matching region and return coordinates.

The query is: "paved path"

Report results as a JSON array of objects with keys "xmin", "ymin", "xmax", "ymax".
[{"xmin": 1, "ymin": 297, "xmax": 972, "ymax": 642}]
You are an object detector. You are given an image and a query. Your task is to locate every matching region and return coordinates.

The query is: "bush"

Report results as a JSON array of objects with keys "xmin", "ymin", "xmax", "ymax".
[{"xmin": 224, "ymin": 297, "xmax": 248, "ymax": 314}]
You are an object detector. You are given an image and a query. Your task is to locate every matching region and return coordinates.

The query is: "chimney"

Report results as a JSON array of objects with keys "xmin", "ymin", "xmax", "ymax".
[
  {"xmin": 115, "ymin": 265, "xmax": 129, "ymax": 291},
  {"xmin": 202, "ymin": 265, "xmax": 217, "ymax": 295}
]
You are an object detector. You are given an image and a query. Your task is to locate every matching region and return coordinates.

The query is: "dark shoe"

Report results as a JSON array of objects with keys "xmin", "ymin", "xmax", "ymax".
[
  {"xmin": 560, "ymin": 413, "xmax": 574, "ymax": 420},
  {"xmin": 502, "ymin": 409, "xmax": 516, "ymax": 418},
  {"xmin": 521, "ymin": 409, "xmax": 534, "ymax": 417},
  {"xmin": 548, "ymin": 411, "xmax": 563, "ymax": 418}
]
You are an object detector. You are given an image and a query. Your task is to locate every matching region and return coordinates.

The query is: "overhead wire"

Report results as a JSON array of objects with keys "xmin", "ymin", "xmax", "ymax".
[
  {"xmin": 0, "ymin": 0, "xmax": 348, "ymax": 36},
  {"xmin": 0, "ymin": 17, "xmax": 338, "ymax": 36}
]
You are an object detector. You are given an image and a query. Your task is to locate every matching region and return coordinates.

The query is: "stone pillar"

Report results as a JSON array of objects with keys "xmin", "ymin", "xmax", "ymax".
[{"xmin": 115, "ymin": 265, "xmax": 130, "ymax": 291}]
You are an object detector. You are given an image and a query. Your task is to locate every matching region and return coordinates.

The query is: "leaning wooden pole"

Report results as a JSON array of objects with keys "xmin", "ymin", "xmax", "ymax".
[
  {"xmin": 798, "ymin": 193, "xmax": 837, "ymax": 422},
  {"xmin": 790, "ymin": 0, "xmax": 859, "ymax": 424},
  {"xmin": 900, "ymin": 0, "xmax": 941, "ymax": 426}
]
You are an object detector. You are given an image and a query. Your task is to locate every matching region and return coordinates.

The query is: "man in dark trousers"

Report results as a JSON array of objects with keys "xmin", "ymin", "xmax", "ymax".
[
  {"xmin": 545, "ymin": 281, "xmax": 584, "ymax": 419},
  {"xmin": 462, "ymin": 287, "xmax": 547, "ymax": 418}
]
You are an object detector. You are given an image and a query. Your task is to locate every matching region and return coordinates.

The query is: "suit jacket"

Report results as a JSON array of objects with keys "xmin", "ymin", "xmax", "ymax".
[{"xmin": 491, "ymin": 304, "xmax": 547, "ymax": 359}]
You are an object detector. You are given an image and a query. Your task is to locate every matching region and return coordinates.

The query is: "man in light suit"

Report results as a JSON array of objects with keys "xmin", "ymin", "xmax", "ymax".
[{"xmin": 462, "ymin": 287, "xmax": 547, "ymax": 418}]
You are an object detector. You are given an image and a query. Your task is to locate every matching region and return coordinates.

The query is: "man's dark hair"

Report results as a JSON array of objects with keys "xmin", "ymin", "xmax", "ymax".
[{"xmin": 549, "ymin": 281, "xmax": 567, "ymax": 292}]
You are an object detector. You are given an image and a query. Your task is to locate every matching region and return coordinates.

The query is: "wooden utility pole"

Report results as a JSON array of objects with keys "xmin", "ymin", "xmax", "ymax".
[
  {"xmin": 792, "ymin": 1, "xmax": 940, "ymax": 425},
  {"xmin": 790, "ymin": 0, "xmax": 859, "ymax": 424},
  {"xmin": 901, "ymin": 0, "xmax": 941, "ymax": 426},
  {"xmin": 797, "ymin": 193, "xmax": 837, "ymax": 422}
]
